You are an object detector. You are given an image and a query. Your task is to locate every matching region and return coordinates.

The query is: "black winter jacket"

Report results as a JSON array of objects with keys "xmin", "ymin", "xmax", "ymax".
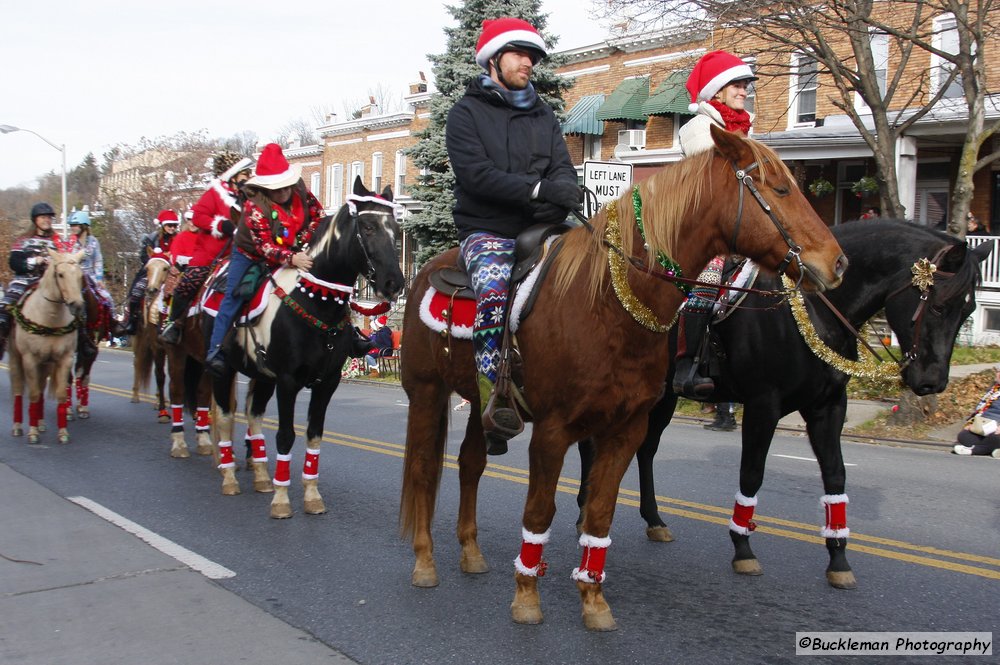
[{"xmin": 447, "ymin": 77, "xmax": 577, "ymax": 241}]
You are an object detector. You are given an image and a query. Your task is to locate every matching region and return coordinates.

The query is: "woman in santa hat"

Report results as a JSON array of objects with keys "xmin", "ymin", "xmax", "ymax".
[
  {"xmin": 205, "ymin": 143, "xmax": 325, "ymax": 376},
  {"xmin": 122, "ymin": 209, "xmax": 181, "ymax": 335},
  {"xmin": 672, "ymin": 50, "xmax": 757, "ymax": 432}
]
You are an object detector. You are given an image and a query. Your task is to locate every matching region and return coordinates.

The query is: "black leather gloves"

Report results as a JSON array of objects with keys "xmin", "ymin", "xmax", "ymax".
[
  {"xmin": 537, "ymin": 179, "xmax": 583, "ymax": 211},
  {"xmin": 531, "ymin": 202, "xmax": 569, "ymax": 223}
]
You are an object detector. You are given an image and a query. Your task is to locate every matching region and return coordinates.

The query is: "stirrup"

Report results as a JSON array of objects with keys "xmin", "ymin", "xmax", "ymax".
[{"xmin": 482, "ymin": 393, "xmax": 524, "ymax": 441}]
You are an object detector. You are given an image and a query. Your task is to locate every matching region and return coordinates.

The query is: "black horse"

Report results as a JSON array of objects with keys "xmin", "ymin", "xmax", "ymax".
[
  {"xmin": 209, "ymin": 177, "xmax": 405, "ymax": 517},
  {"xmin": 579, "ymin": 220, "xmax": 993, "ymax": 588}
]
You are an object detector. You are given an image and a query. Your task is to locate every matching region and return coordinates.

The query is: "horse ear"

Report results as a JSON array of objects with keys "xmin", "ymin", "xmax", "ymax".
[
  {"xmin": 381, "ymin": 185, "xmax": 393, "ymax": 202},
  {"xmin": 971, "ymin": 238, "xmax": 995, "ymax": 264},
  {"xmin": 353, "ymin": 175, "xmax": 368, "ymax": 197},
  {"xmin": 709, "ymin": 123, "xmax": 752, "ymax": 163},
  {"xmin": 72, "ymin": 250, "xmax": 85, "ymax": 262},
  {"xmin": 47, "ymin": 247, "xmax": 58, "ymax": 259}
]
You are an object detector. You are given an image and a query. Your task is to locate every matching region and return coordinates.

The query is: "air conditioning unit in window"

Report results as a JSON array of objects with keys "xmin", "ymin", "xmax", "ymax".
[{"xmin": 618, "ymin": 129, "xmax": 646, "ymax": 150}]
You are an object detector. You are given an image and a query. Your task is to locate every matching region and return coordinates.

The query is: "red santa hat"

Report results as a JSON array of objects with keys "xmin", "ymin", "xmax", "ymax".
[
  {"xmin": 245, "ymin": 143, "xmax": 301, "ymax": 190},
  {"xmin": 155, "ymin": 209, "xmax": 180, "ymax": 227},
  {"xmin": 686, "ymin": 50, "xmax": 757, "ymax": 113},
  {"xmin": 475, "ymin": 17, "xmax": 547, "ymax": 70},
  {"xmin": 371, "ymin": 314, "xmax": 388, "ymax": 331}
]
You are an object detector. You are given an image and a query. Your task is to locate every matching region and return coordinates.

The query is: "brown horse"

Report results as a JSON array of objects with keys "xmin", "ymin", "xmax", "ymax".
[
  {"xmin": 398, "ymin": 127, "xmax": 848, "ymax": 631},
  {"xmin": 130, "ymin": 255, "xmax": 170, "ymax": 422},
  {"xmin": 9, "ymin": 249, "xmax": 85, "ymax": 444},
  {"xmin": 66, "ymin": 278, "xmax": 116, "ymax": 420}
]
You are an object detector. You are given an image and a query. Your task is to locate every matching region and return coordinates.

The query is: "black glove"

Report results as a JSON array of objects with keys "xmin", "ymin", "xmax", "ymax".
[
  {"xmin": 531, "ymin": 202, "xmax": 569, "ymax": 224},
  {"xmin": 220, "ymin": 219, "xmax": 236, "ymax": 237},
  {"xmin": 537, "ymin": 179, "xmax": 583, "ymax": 211}
]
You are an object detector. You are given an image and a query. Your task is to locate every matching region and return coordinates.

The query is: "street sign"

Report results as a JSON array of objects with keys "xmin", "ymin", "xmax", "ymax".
[{"xmin": 583, "ymin": 160, "xmax": 633, "ymax": 216}]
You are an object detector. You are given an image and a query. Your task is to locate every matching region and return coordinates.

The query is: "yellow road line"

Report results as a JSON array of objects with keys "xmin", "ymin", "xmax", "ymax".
[{"xmin": 75, "ymin": 379, "xmax": 1000, "ymax": 581}]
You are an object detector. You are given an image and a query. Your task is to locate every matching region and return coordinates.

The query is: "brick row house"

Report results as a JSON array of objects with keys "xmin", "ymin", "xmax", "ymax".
[{"xmin": 285, "ymin": 12, "xmax": 1000, "ymax": 341}]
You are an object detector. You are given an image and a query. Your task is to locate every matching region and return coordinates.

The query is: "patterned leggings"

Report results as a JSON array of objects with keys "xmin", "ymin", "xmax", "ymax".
[
  {"xmin": 684, "ymin": 255, "xmax": 725, "ymax": 313},
  {"xmin": 173, "ymin": 265, "xmax": 211, "ymax": 302},
  {"xmin": 459, "ymin": 232, "xmax": 515, "ymax": 385}
]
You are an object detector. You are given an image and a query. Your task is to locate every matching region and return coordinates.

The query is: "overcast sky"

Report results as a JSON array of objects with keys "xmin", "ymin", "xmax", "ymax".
[{"xmin": 0, "ymin": 0, "xmax": 611, "ymax": 190}]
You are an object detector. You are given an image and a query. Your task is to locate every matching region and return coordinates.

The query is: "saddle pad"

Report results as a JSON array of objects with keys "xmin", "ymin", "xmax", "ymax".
[
  {"xmin": 417, "ymin": 252, "xmax": 550, "ymax": 339},
  {"xmin": 199, "ymin": 263, "xmax": 273, "ymax": 323}
]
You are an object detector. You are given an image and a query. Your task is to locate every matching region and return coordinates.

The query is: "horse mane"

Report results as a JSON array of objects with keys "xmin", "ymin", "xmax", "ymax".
[
  {"xmin": 308, "ymin": 211, "xmax": 341, "ymax": 260},
  {"xmin": 551, "ymin": 136, "xmax": 790, "ymax": 306}
]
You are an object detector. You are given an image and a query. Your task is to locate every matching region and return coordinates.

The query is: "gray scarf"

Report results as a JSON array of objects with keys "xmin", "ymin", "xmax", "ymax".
[{"xmin": 479, "ymin": 74, "xmax": 538, "ymax": 110}]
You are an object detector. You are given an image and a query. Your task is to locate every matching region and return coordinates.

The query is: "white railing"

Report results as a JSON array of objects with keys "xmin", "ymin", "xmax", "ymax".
[{"xmin": 968, "ymin": 236, "xmax": 1000, "ymax": 288}]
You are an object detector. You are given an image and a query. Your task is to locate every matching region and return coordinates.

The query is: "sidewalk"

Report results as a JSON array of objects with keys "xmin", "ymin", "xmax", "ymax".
[
  {"xmin": 777, "ymin": 363, "xmax": 997, "ymax": 442},
  {"xmin": 0, "ymin": 462, "xmax": 356, "ymax": 665}
]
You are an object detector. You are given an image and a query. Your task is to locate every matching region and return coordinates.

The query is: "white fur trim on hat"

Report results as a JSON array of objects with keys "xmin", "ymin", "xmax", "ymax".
[
  {"xmin": 476, "ymin": 29, "xmax": 546, "ymax": 69},
  {"xmin": 219, "ymin": 157, "xmax": 254, "ymax": 183},
  {"xmin": 246, "ymin": 163, "xmax": 302, "ymax": 190},
  {"xmin": 698, "ymin": 63, "xmax": 754, "ymax": 101}
]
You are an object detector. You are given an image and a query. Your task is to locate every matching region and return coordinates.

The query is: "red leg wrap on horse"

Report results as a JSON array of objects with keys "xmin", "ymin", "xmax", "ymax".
[
  {"xmin": 274, "ymin": 454, "xmax": 291, "ymax": 486},
  {"xmin": 519, "ymin": 541, "xmax": 544, "ymax": 570},
  {"xmin": 57, "ymin": 401, "xmax": 69, "ymax": 429},
  {"xmin": 249, "ymin": 434, "xmax": 267, "ymax": 463},
  {"xmin": 732, "ymin": 502, "xmax": 757, "ymax": 532},
  {"xmin": 13, "ymin": 395, "xmax": 23, "ymax": 425},
  {"xmin": 66, "ymin": 382, "xmax": 72, "ymax": 404},
  {"xmin": 821, "ymin": 494, "xmax": 850, "ymax": 538},
  {"xmin": 78, "ymin": 383, "xmax": 89, "ymax": 406},
  {"xmin": 217, "ymin": 441, "xmax": 235, "ymax": 469},
  {"xmin": 196, "ymin": 407, "xmax": 209, "ymax": 431},
  {"xmin": 572, "ymin": 545, "xmax": 609, "ymax": 584},
  {"xmin": 303, "ymin": 448, "xmax": 320, "ymax": 479},
  {"xmin": 29, "ymin": 400, "xmax": 41, "ymax": 427},
  {"xmin": 172, "ymin": 405, "xmax": 184, "ymax": 428}
]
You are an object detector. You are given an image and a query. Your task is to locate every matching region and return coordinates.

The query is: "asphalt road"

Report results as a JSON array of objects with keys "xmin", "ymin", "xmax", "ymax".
[{"xmin": 1, "ymin": 348, "xmax": 998, "ymax": 664}]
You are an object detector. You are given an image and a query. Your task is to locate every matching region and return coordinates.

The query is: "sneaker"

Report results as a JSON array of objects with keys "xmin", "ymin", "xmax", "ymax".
[{"xmin": 952, "ymin": 444, "xmax": 974, "ymax": 456}]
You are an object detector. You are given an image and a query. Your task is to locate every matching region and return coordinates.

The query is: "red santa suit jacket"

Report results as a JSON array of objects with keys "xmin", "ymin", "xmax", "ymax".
[{"xmin": 190, "ymin": 179, "xmax": 240, "ymax": 267}]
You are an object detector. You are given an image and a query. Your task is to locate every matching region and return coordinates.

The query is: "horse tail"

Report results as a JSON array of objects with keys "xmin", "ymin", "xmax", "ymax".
[
  {"xmin": 398, "ymin": 390, "xmax": 450, "ymax": 542},
  {"xmin": 133, "ymin": 330, "xmax": 154, "ymax": 391}
]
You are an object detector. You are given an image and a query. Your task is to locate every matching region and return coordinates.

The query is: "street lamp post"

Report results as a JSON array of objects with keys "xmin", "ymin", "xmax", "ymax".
[{"xmin": 0, "ymin": 124, "xmax": 67, "ymax": 235}]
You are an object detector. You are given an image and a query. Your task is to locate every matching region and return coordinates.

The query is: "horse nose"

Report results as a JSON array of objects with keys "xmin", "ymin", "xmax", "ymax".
[
  {"xmin": 835, "ymin": 254, "xmax": 849, "ymax": 280},
  {"xmin": 68, "ymin": 302, "xmax": 85, "ymax": 320}
]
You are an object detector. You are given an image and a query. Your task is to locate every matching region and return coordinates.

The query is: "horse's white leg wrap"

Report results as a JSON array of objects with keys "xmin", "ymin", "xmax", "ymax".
[
  {"xmin": 729, "ymin": 491, "xmax": 758, "ymax": 536},
  {"xmin": 571, "ymin": 533, "xmax": 611, "ymax": 584},
  {"xmin": 820, "ymin": 494, "xmax": 850, "ymax": 538},
  {"xmin": 514, "ymin": 528, "xmax": 550, "ymax": 577}
]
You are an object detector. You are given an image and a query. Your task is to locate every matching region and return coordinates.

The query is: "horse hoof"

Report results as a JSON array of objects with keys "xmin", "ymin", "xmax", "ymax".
[
  {"xmin": 195, "ymin": 444, "xmax": 214, "ymax": 456},
  {"xmin": 28, "ymin": 433, "xmax": 40, "ymax": 445},
  {"xmin": 270, "ymin": 504, "xmax": 293, "ymax": 519},
  {"xmin": 460, "ymin": 552, "xmax": 490, "ymax": 574},
  {"xmin": 130, "ymin": 397, "xmax": 139, "ymax": 404},
  {"xmin": 583, "ymin": 609, "xmax": 617, "ymax": 632},
  {"xmin": 511, "ymin": 603, "xmax": 544, "ymax": 625},
  {"xmin": 77, "ymin": 409, "xmax": 90, "ymax": 420},
  {"xmin": 37, "ymin": 422, "xmax": 47, "ymax": 433},
  {"xmin": 170, "ymin": 446, "xmax": 191, "ymax": 459},
  {"xmin": 221, "ymin": 481, "xmax": 241, "ymax": 496},
  {"xmin": 253, "ymin": 480, "xmax": 274, "ymax": 493},
  {"xmin": 646, "ymin": 525, "xmax": 675, "ymax": 542},
  {"xmin": 58, "ymin": 433, "xmax": 70, "ymax": 445},
  {"xmin": 826, "ymin": 570, "xmax": 857, "ymax": 590},
  {"xmin": 411, "ymin": 566, "xmax": 440, "ymax": 588},
  {"xmin": 66, "ymin": 411, "xmax": 75, "ymax": 422},
  {"xmin": 12, "ymin": 425, "xmax": 23, "ymax": 437},
  {"xmin": 732, "ymin": 558, "xmax": 764, "ymax": 576},
  {"xmin": 303, "ymin": 499, "xmax": 327, "ymax": 515},
  {"xmin": 157, "ymin": 413, "xmax": 170, "ymax": 424}
]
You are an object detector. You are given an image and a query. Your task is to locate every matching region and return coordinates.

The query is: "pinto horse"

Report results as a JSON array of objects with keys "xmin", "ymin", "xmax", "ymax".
[
  {"xmin": 129, "ymin": 255, "xmax": 170, "ymax": 421},
  {"xmin": 579, "ymin": 220, "xmax": 993, "ymax": 590},
  {"xmin": 9, "ymin": 249, "xmax": 85, "ymax": 444},
  {"xmin": 398, "ymin": 126, "xmax": 848, "ymax": 631},
  {"xmin": 209, "ymin": 177, "xmax": 405, "ymax": 516}
]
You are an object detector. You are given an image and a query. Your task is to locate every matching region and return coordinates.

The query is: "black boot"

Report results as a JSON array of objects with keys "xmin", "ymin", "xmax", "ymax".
[
  {"xmin": 0, "ymin": 314, "xmax": 9, "ymax": 361},
  {"xmin": 704, "ymin": 403, "xmax": 737, "ymax": 431},
  {"xmin": 672, "ymin": 308, "xmax": 714, "ymax": 399},
  {"xmin": 206, "ymin": 345, "xmax": 227, "ymax": 379},
  {"xmin": 159, "ymin": 294, "xmax": 191, "ymax": 345},
  {"xmin": 123, "ymin": 295, "xmax": 141, "ymax": 336}
]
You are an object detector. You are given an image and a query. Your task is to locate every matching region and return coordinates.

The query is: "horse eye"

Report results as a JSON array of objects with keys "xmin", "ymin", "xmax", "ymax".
[{"xmin": 773, "ymin": 185, "xmax": 790, "ymax": 196}]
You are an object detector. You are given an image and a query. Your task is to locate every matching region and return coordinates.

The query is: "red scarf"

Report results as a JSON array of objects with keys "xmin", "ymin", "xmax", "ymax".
[
  {"xmin": 271, "ymin": 193, "xmax": 305, "ymax": 247},
  {"xmin": 708, "ymin": 99, "xmax": 752, "ymax": 136}
]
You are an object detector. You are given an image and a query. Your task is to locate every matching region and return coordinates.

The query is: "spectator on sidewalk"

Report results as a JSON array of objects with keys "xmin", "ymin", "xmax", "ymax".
[{"xmin": 953, "ymin": 368, "xmax": 1000, "ymax": 458}]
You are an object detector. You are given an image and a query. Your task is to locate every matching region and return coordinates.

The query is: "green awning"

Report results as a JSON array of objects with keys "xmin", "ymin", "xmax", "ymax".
[
  {"xmin": 642, "ymin": 70, "xmax": 694, "ymax": 116},
  {"xmin": 562, "ymin": 94, "xmax": 605, "ymax": 136},
  {"xmin": 595, "ymin": 78, "xmax": 650, "ymax": 122}
]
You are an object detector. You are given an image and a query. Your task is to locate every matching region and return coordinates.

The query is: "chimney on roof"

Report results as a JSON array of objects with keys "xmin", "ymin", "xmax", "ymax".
[{"xmin": 410, "ymin": 71, "xmax": 428, "ymax": 95}]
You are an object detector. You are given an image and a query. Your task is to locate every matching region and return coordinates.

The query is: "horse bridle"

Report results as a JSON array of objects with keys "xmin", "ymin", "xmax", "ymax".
[
  {"xmin": 345, "ymin": 197, "xmax": 401, "ymax": 286},
  {"xmin": 883, "ymin": 245, "xmax": 955, "ymax": 370},
  {"xmin": 731, "ymin": 160, "xmax": 804, "ymax": 284}
]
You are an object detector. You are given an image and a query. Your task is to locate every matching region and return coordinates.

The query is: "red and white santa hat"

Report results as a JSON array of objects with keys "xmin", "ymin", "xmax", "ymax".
[
  {"xmin": 155, "ymin": 209, "xmax": 180, "ymax": 226},
  {"xmin": 686, "ymin": 50, "xmax": 757, "ymax": 113},
  {"xmin": 371, "ymin": 314, "xmax": 388, "ymax": 331},
  {"xmin": 245, "ymin": 143, "xmax": 301, "ymax": 190},
  {"xmin": 475, "ymin": 17, "xmax": 547, "ymax": 70}
]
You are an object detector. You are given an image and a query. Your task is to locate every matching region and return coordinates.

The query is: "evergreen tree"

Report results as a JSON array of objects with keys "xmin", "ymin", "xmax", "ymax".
[{"xmin": 404, "ymin": 0, "xmax": 571, "ymax": 267}]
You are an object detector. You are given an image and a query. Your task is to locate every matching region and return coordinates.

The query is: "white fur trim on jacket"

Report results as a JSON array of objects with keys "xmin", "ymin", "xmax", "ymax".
[
  {"xmin": 210, "ymin": 215, "xmax": 228, "ymax": 239},
  {"xmin": 211, "ymin": 179, "xmax": 239, "ymax": 211}
]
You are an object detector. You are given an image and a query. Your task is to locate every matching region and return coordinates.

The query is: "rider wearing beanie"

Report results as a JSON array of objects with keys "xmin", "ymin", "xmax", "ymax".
[
  {"xmin": 0, "ymin": 202, "xmax": 61, "ymax": 359},
  {"xmin": 447, "ymin": 16, "xmax": 581, "ymax": 455}
]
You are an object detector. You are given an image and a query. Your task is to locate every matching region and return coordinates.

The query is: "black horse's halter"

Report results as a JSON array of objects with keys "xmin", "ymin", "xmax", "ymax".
[
  {"xmin": 345, "ymin": 199, "xmax": 400, "ymax": 286},
  {"xmin": 731, "ymin": 160, "xmax": 804, "ymax": 284},
  {"xmin": 883, "ymin": 245, "xmax": 954, "ymax": 370}
]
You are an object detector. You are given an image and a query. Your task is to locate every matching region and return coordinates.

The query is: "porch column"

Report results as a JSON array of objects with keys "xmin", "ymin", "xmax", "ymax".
[{"xmin": 895, "ymin": 136, "xmax": 917, "ymax": 220}]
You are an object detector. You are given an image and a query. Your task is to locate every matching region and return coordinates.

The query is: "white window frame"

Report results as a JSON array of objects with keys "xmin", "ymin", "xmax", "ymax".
[
  {"xmin": 328, "ymin": 163, "xmax": 344, "ymax": 210},
  {"xmin": 584, "ymin": 135, "xmax": 602, "ymax": 161},
  {"xmin": 788, "ymin": 52, "xmax": 818, "ymax": 128},
  {"xmin": 394, "ymin": 150, "xmax": 407, "ymax": 196},
  {"xmin": 350, "ymin": 161, "xmax": 364, "ymax": 190},
  {"xmin": 932, "ymin": 13, "xmax": 964, "ymax": 99},
  {"xmin": 854, "ymin": 31, "xmax": 888, "ymax": 112},
  {"xmin": 371, "ymin": 152, "xmax": 383, "ymax": 192},
  {"xmin": 310, "ymin": 171, "xmax": 321, "ymax": 197},
  {"xmin": 743, "ymin": 57, "xmax": 757, "ymax": 116}
]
